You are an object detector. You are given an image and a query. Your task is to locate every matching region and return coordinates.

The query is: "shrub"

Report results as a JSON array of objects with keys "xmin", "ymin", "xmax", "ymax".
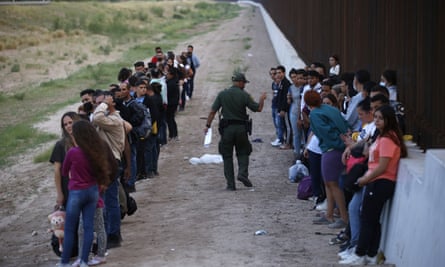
[
  {"xmin": 172, "ymin": 13, "xmax": 184, "ymax": 20},
  {"xmin": 12, "ymin": 92, "xmax": 25, "ymax": 101},
  {"xmin": 11, "ymin": 64, "xmax": 20, "ymax": 72},
  {"xmin": 137, "ymin": 10, "xmax": 149, "ymax": 22},
  {"xmin": 151, "ymin": 6, "xmax": 164, "ymax": 18}
]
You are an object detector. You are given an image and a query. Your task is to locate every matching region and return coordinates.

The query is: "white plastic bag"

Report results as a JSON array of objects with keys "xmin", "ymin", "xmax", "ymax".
[
  {"xmin": 189, "ymin": 154, "xmax": 223, "ymax": 165},
  {"xmin": 204, "ymin": 128, "xmax": 212, "ymax": 147}
]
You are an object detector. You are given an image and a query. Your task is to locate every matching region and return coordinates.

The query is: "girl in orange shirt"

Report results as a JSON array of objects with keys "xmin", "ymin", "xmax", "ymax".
[{"xmin": 340, "ymin": 105, "xmax": 407, "ymax": 265}]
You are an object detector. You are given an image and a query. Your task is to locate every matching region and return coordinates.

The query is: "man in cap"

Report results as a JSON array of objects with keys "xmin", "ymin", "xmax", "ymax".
[{"xmin": 204, "ymin": 72, "xmax": 267, "ymax": 190}]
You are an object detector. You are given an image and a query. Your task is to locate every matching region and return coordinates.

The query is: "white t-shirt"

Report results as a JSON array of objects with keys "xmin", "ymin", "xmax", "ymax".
[
  {"xmin": 357, "ymin": 122, "xmax": 376, "ymax": 142},
  {"xmin": 301, "ymin": 83, "xmax": 322, "ymax": 112},
  {"xmin": 329, "ymin": 64, "xmax": 340, "ymax": 76},
  {"xmin": 307, "ymin": 134, "xmax": 322, "ymax": 154}
]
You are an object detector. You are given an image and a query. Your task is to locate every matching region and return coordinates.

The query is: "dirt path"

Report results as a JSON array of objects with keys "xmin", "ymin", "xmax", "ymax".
[{"xmin": 0, "ymin": 5, "xmax": 345, "ymax": 267}]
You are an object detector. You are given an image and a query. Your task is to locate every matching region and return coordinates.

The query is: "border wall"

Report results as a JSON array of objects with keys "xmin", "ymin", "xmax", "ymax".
[{"xmin": 253, "ymin": 0, "xmax": 445, "ymax": 150}]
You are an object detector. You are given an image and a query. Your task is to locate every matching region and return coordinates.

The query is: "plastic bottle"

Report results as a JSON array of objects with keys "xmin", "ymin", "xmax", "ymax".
[{"xmin": 289, "ymin": 160, "xmax": 309, "ymax": 183}]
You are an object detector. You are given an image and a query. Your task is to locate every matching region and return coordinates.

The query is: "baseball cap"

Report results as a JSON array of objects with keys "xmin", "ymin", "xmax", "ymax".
[{"xmin": 232, "ymin": 73, "xmax": 250, "ymax": 83}]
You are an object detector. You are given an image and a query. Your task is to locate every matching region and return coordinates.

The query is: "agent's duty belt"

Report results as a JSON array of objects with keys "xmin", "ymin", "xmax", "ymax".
[{"xmin": 227, "ymin": 119, "xmax": 247, "ymax": 125}]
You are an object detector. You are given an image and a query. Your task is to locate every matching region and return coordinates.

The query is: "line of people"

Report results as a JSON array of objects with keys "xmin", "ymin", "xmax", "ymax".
[
  {"xmin": 268, "ymin": 60, "xmax": 407, "ymax": 265},
  {"xmin": 51, "ymin": 45, "xmax": 200, "ymax": 267}
]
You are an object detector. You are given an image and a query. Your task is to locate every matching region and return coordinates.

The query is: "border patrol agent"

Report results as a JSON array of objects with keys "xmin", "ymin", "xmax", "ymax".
[{"xmin": 204, "ymin": 73, "xmax": 267, "ymax": 190}]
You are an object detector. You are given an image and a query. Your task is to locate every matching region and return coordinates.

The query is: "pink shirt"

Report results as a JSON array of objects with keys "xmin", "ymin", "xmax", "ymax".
[
  {"xmin": 62, "ymin": 147, "xmax": 98, "ymax": 190},
  {"xmin": 367, "ymin": 134, "xmax": 401, "ymax": 182}
]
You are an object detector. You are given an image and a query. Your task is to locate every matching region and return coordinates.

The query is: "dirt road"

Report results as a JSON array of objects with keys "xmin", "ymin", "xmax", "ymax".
[{"xmin": 0, "ymin": 5, "xmax": 346, "ymax": 267}]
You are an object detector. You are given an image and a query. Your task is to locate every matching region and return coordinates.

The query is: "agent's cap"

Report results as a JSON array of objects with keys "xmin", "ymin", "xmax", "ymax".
[{"xmin": 232, "ymin": 73, "xmax": 250, "ymax": 83}]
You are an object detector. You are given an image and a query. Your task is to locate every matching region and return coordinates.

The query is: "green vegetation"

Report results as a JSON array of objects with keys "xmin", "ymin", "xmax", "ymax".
[
  {"xmin": 0, "ymin": 124, "xmax": 56, "ymax": 166},
  {"xmin": 151, "ymin": 6, "xmax": 165, "ymax": 18},
  {"xmin": 0, "ymin": 1, "xmax": 240, "ymax": 166},
  {"xmin": 34, "ymin": 147, "xmax": 54, "ymax": 164},
  {"xmin": 11, "ymin": 64, "xmax": 20, "ymax": 72}
]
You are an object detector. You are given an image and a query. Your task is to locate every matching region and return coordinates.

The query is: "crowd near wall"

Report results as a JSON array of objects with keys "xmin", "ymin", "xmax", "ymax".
[{"xmin": 240, "ymin": 1, "xmax": 445, "ymax": 266}]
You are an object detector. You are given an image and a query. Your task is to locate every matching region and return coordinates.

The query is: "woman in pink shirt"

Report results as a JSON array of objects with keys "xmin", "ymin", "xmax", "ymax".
[
  {"xmin": 340, "ymin": 105, "xmax": 407, "ymax": 265},
  {"xmin": 60, "ymin": 120, "xmax": 112, "ymax": 267}
]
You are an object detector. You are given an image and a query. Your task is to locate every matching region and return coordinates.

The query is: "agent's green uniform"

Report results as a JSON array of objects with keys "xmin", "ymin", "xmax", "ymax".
[{"xmin": 211, "ymin": 85, "xmax": 261, "ymax": 189}]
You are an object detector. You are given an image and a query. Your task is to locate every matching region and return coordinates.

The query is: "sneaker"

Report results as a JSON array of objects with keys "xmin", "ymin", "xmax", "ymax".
[
  {"xmin": 226, "ymin": 186, "xmax": 236, "ymax": 191},
  {"xmin": 88, "ymin": 256, "xmax": 107, "ymax": 266},
  {"xmin": 312, "ymin": 216, "xmax": 334, "ymax": 225},
  {"xmin": 328, "ymin": 219, "xmax": 347, "ymax": 229},
  {"xmin": 329, "ymin": 235, "xmax": 348, "ymax": 246},
  {"xmin": 71, "ymin": 259, "xmax": 81, "ymax": 267},
  {"xmin": 366, "ymin": 255, "xmax": 377, "ymax": 265},
  {"xmin": 238, "ymin": 177, "xmax": 253, "ymax": 187},
  {"xmin": 279, "ymin": 144, "xmax": 292, "ymax": 150},
  {"xmin": 339, "ymin": 252, "xmax": 366, "ymax": 265},
  {"xmin": 79, "ymin": 262, "xmax": 88, "ymax": 267},
  {"xmin": 338, "ymin": 246, "xmax": 355, "ymax": 260},
  {"xmin": 271, "ymin": 139, "xmax": 282, "ymax": 147},
  {"xmin": 308, "ymin": 196, "xmax": 317, "ymax": 202},
  {"xmin": 315, "ymin": 199, "xmax": 327, "ymax": 211},
  {"xmin": 339, "ymin": 241, "xmax": 351, "ymax": 252}
]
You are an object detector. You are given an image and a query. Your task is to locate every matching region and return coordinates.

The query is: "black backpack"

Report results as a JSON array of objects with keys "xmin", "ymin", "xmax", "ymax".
[{"xmin": 124, "ymin": 99, "xmax": 152, "ymax": 140}]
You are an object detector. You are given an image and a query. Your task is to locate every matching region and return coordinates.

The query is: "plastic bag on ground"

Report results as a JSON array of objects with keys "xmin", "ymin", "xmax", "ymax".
[{"xmin": 189, "ymin": 154, "xmax": 223, "ymax": 165}]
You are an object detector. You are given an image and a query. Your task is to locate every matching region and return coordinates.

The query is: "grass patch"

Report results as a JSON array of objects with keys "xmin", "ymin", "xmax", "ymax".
[
  {"xmin": 12, "ymin": 92, "xmax": 25, "ymax": 101},
  {"xmin": 0, "ymin": 124, "xmax": 57, "ymax": 166},
  {"xmin": 0, "ymin": 92, "xmax": 6, "ymax": 102},
  {"xmin": 34, "ymin": 147, "xmax": 54, "ymax": 164}
]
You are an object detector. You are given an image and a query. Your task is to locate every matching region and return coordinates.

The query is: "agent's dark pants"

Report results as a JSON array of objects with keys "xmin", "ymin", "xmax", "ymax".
[{"xmin": 218, "ymin": 125, "xmax": 252, "ymax": 189}]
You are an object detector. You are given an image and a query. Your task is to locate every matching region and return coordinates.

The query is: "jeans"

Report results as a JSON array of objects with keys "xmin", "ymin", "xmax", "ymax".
[
  {"xmin": 61, "ymin": 185, "xmax": 98, "ymax": 265},
  {"xmin": 187, "ymin": 75, "xmax": 195, "ymax": 98},
  {"xmin": 144, "ymin": 134, "xmax": 158, "ymax": 174},
  {"xmin": 274, "ymin": 112, "xmax": 286, "ymax": 143},
  {"xmin": 271, "ymin": 107, "xmax": 279, "ymax": 140},
  {"xmin": 289, "ymin": 109, "xmax": 302, "ymax": 157},
  {"xmin": 127, "ymin": 142, "xmax": 137, "ymax": 186},
  {"xmin": 104, "ymin": 178, "xmax": 121, "ymax": 237},
  {"xmin": 356, "ymin": 179, "xmax": 395, "ymax": 257},
  {"xmin": 308, "ymin": 150, "xmax": 324, "ymax": 198},
  {"xmin": 348, "ymin": 187, "xmax": 364, "ymax": 247}
]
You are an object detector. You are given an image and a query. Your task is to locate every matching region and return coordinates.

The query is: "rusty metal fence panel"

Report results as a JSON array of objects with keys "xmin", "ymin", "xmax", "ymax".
[{"xmin": 256, "ymin": 0, "xmax": 445, "ymax": 149}]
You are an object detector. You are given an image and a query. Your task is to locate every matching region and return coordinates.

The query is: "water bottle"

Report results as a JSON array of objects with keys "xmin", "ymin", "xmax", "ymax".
[
  {"xmin": 289, "ymin": 160, "xmax": 309, "ymax": 183},
  {"xmin": 295, "ymin": 160, "xmax": 309, "ymax": 181}
]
